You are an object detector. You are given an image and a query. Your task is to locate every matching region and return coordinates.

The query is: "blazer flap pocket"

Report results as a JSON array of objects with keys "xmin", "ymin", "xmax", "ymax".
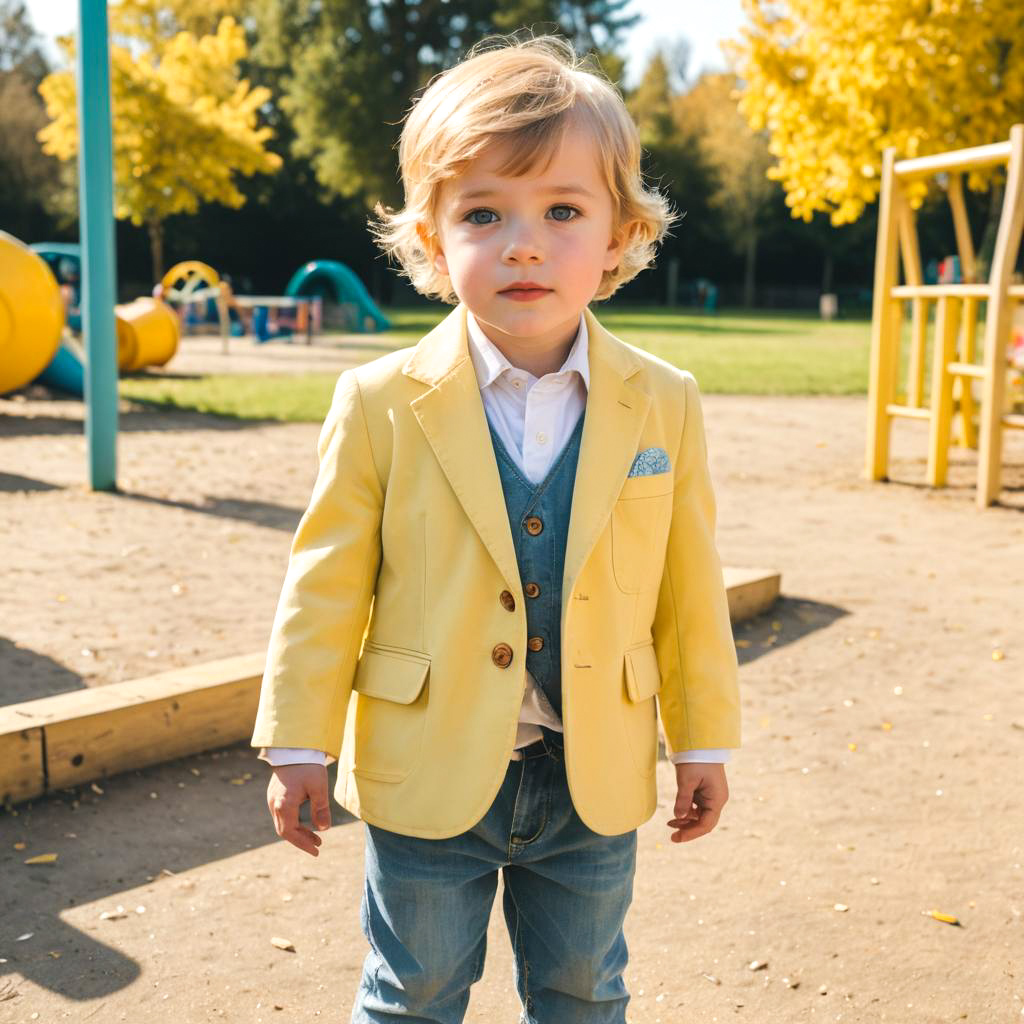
[
  {"xmin": 353, "ymin": 643, "xmax": 430, "ymax": 704},
  {"xmin": 624, "ymin": 643, "xmax": 661, "ymax": 702}
]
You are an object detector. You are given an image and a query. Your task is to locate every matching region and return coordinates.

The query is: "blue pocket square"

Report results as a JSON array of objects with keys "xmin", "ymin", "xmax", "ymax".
[{"xmin": 628, "ymin": 446, "xmax": 671, "ymax": 477}]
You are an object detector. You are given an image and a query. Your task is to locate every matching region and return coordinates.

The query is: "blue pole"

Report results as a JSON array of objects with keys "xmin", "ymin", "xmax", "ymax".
[{"xmin": 76, "ymin": 0, "xmax": 118, "ymax": 490}]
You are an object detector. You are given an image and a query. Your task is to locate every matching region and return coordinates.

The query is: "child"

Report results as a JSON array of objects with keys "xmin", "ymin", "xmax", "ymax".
[{"xmin": 251, "ymin": 32, "xmax": 740, "ymax": 1024}]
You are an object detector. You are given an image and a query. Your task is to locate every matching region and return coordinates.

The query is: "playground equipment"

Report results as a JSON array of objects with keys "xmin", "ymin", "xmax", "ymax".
[
  {"xmin": 116, "ymin": 298, "xmax": 180, "ymax": 371},
  {"xmin": 0, "ymin": 235, "xmax": 180, "ymax": 397},
  {"xmin": 866, "ymin": 123, "xmax": 1024, "ymax": 508},
  {"xmin": 285, "ymin": 259, "xmax": 390, "ymax": 332},
  {"xmin": 0, "ymin": 232, "xmax": 64, "ymax": 394},
  {"xmin": 159, "ymin": 258, "xmax": 387, "ymax": 343},
  {"xmin": 161, "ymin": 260, "xmax": 231, "ymax": 351}
]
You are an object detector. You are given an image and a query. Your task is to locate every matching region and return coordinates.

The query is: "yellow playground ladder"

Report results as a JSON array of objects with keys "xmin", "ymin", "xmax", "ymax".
[{"xmin": 865, "ymin": 123, "xmax": 1024, "ymax": 508}]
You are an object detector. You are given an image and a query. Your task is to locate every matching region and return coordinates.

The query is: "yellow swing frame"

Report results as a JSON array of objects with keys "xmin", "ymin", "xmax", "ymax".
[{"xmin": 865, "ymin": 123, "xmax": 1024, "ymax": 508}]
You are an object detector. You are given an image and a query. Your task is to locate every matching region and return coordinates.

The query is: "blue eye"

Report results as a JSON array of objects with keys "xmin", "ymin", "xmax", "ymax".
[
  {"xmin": 549, "ymin": 205, "xmax": 580, "ymax": 222},
  {"xmin": 462, "ymin": 205, "xmax": 582, "ymax": 225}
]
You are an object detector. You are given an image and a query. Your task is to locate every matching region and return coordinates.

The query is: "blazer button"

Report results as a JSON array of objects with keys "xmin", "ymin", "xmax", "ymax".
[
  {"xmin": 524, "ymin": 582, "xmax": 540, "ymax": 598},
  {"xmin": 499, "ymin": 590, "xmax": 516, "ymax": 612},
  {"xmin": 527, "ymin": 636, "xmax": 544, "ymax": 652},
  {"xmin": 491, "ymin": 643, "xmax": 513, "ymax": 668},
  {"xmin": 524, "ymin": 516, "xmax": 544, "ymax": 536}
]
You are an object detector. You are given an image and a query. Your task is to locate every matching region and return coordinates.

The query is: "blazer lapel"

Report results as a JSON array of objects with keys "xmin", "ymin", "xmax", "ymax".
[
  {"xmin": 405, "ymin": 306, "xmax": 522, "ymax": 591},
  {"xmin": 403, "ymin": 303, "xmax": 651, "ymax": 599},
  {"xmin": 563, "ymin": 309, "xmax": 650, "ymax": 594}
]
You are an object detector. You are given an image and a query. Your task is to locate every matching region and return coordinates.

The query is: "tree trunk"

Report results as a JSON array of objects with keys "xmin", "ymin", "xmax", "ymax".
[
  {"xmin": 147, "ymin": 220, "xmax": 165, "ymax": 284},
  {"xmin": 821, "ymin": 250, "xmax": 834, "ymax": 293},
  {"xmin": 742, "ymin": 228, "xmax": 757, "ymax": 308}
]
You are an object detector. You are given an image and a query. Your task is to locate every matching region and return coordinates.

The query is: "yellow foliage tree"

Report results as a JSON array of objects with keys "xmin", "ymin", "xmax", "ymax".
[
  {"xmin": 674, "ymin": 72, "xmax": 775, "ymax": 307},
  {"xmin": 37, "ymin": 7, "xmax": 280, "ymax": 279},
  {"xmin": 728, "ymin": 0, "xmax": 1024, "ymax": 227}
]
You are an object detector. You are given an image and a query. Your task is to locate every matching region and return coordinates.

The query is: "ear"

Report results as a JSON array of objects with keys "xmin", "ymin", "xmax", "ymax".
[
  {"xmin": 417, "ymin": 222, "xmax": 449, "ymax": 276},
  {"xmin": 603, "ymin": 221, "xmax": 630, "ymax": 273}
]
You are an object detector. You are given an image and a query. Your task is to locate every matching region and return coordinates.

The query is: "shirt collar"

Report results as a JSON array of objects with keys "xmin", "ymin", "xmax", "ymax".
[{"xmin": 465, "ymin": 309, "xmax": 590, "ymax": 393}]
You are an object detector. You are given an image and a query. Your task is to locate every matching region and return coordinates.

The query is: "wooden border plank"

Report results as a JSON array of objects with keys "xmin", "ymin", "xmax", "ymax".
[{"xmin": 723, "ymin": 567, "xmax": 781, "ymax": 623}]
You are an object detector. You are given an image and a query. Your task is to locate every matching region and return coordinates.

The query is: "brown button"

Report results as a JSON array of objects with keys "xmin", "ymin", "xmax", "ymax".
[
  {"xmin": 499, "ymin": 590, "xmax": 516, "ymax": 612},
  {"xmin": 527, "ymin": 636, "xmax": 544, "ymax": 652},
  {"xmin": 491, "ymin": 643, "xmax": 513, "ymax": 668},
  {"xmin": 524, "ymin": 582, "xmax": 540, "ymax": 599},
  {"xmin": 524, "ymin": 516, "xmax": 544, "ymax": 536}
]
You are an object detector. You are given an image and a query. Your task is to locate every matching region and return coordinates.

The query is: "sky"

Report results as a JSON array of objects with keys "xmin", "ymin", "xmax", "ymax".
[{"xmin": 22, "ymin": 0, "xmax": 747, "ymax": 86}]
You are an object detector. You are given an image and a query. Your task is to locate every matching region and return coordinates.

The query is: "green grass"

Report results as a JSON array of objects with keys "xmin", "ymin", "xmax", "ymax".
[
  {"xmin": 119, "ymin": 305, "xmax": 875, "ymax": 423},
  {"xmin": 119, "ymin": 372, "xmax": 341, "ymax": 422}
]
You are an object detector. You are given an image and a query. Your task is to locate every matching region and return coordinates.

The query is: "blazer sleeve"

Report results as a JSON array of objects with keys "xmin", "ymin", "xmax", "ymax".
[
  {"xmin": 250, "ymin": 370, "xmax": 384, "ymax": 760},
  {"xmin": 652, "ymin": 373, "xmax": 741, "ymax": 752}
]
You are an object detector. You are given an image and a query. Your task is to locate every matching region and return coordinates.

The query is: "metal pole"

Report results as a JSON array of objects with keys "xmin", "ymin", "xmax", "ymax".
[{"xmin": 76, "ymin": 0, "xmax": 118, "ymax": 490}]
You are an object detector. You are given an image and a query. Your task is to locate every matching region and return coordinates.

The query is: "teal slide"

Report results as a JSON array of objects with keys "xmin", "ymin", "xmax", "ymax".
[{"xmin": 284, "ymin": 260, "xmax": 390, "ymax": 333}]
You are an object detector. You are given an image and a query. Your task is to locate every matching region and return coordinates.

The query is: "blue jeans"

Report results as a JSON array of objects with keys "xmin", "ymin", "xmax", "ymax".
[{"xmin": 351, "ymin": 731, "xmax": 637, "ymax": 1023}]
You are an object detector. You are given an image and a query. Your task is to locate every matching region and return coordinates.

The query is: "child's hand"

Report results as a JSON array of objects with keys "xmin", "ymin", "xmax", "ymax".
[
  {"xmin": 667, "ymin": 763, "xmax": 729, "ymax": 843},
  {"xmin": 267, "ymin": 763, "xmax": 332, "ymax": 857}
]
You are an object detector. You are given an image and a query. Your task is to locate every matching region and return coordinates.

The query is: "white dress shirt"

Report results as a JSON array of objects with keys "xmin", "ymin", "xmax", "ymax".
[{"xmin": 262, "ymin": 310, "xmax": 730, "ymax": 768}]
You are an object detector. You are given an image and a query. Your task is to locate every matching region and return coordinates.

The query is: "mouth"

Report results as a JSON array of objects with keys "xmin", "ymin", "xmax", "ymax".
[{"xmin": 499, "ymin": 284, "xmax": 552, "ymax": 301}]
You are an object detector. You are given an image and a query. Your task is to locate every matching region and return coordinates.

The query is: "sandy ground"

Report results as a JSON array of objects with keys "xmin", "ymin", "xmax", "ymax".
[{"xmin": 1, "ymin": 334, "xmax": 1023, "ymax": 1023}]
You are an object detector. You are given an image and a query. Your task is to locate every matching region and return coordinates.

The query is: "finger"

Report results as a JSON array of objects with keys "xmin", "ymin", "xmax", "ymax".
[
  {"xmin": 269, "ymin": 787, "xmax": 304, "ymax": 844},
  {"xmin": 668, "ymin": 805, "xmax": 723, "ymax": 843},
  {"xmin": 674, "ymin": 785, "xmax": 698, "ymax": 821},
  {"xmin": 281, "ymin": 825, "xmax": 323, "ymax": 857},
  {"xmin": 310, "ymin": 788, "xmax": 332, "ymax": 832}
]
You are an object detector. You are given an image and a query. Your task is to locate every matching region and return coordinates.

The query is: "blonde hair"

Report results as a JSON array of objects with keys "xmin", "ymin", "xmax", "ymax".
[{"xmin": 369, "ymin": 32, "xmax": 678, "ymax": 304}]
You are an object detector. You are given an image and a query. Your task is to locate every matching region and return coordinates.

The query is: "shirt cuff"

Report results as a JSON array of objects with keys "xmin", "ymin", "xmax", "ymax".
[
  {"xmin": 260, "ymin": 746, "xmax": 330, "ymax": 767},
  {"xmin": 668, "ymin": 748, "xmax": 731, "ymax": 765}
]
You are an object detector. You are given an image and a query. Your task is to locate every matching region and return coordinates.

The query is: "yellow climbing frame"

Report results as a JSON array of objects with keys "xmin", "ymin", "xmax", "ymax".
[{"xmin": 865, "ymin": 123, "xmax": 1024, "ymax": 508}]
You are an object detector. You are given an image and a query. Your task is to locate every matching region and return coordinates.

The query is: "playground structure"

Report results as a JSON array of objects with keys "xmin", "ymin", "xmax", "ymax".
[
  {"xmin": 0, "ymin": 233, "xmax": 64, "ymax": 395},
  {"xmin": 162, "ymin": 258, "xmax": 389, "ymax": 343},
  {"xmin": 0, "ymin": 241, "xmax": 390, "ymax": 398},
  {"xmin": 0, "ymin": 233, "xmax": 180, "ymax": 397},
  {"xmin": 866, "ymin": 123, "xmax": 1024, "ymax": 508},
  {"xmin": 285, "ymin": 259, "xmax": 390, "ymax": 333}
]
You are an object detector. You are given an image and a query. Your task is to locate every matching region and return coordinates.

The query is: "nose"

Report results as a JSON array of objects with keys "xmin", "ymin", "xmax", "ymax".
[{"xmin": 501, "ymin": 221, "xmax": 544, "ymax": 264}]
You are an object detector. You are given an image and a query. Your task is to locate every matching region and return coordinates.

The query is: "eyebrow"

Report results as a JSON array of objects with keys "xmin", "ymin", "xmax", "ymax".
[{"xmin": 455, "ymin": 184, "xmax": 597, "ymax": 201}]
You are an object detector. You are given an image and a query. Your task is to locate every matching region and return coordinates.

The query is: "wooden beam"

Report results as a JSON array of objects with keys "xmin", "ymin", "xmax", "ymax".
[
  {"xmin": 0, "ymin": 653, "xmax": 264, "ymax": 804},
  {"xmin": 927, "ymin": 297, "xmax": 961, "ymax": 486},
  {"xmin": 866, "ymin": 149, "xmax": 903, "ymax": 481},
  {"xmin": 977, "ymin": 124, "xmax": 1024, "ymax": 506},
  {"xmin": 947, "ymin": 174, "xmax": 978, "ymax": 283},
  {"xmin": 723, "ymin": 567, "xmax": 781, "ymax": 623},
  {"xmin": 894, "ymin": 140, "xmax": 1012, "ymax": 180},
  {"xmin": 892, "ymin": 284, "xmax": 991, "ymax": 299}
]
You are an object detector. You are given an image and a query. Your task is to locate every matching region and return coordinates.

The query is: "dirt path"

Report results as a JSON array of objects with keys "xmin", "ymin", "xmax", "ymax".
[{"xmin": 1, "ymin": 380, "xmax": 1023, "ymax": 1022}]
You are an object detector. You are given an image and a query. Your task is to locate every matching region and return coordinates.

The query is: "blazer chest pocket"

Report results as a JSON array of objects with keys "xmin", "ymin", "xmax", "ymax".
[
  {"xmin": 351, "ymin": 641, "xmax": 430, "ymax": 783},
  {"xmin": 611, "ymin": 473, "xmax": 674, "ymax": 594}
]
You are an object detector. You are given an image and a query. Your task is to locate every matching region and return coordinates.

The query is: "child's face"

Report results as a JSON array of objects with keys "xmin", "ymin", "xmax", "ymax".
[{"xmin": 428, "ymin": 125, "xmax": 623, "ymax": 352}]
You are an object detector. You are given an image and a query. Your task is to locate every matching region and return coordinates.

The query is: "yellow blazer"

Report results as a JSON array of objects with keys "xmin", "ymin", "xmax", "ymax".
[{"xmin": 251, "ymin": 303, "xmax": 740, "ymax": 838}]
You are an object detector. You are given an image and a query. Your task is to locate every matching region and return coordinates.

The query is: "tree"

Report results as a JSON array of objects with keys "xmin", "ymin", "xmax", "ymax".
[
  {"xmin": 674, "ymin": 72, "xmax": 775, "ymax": 307},
  {"xmin": 249, "ymin": 1, "xmax": 639, "ymax": 212},
  {"xmin": 0, "ymin": 2, "xmax": 69, "ymax": 240},
  {"xmin": 729, "ymin": 0, "xmax": 1024, "ymax": 227},
  {"xmin": 36, "ymin": 5, "xmax": 280, "ymax": 280}
]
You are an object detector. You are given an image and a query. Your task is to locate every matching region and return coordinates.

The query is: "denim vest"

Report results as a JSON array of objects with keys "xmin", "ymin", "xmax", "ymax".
[{"xmin": 486, "ymin": 410, "xmax": 585, "ymax": 718}]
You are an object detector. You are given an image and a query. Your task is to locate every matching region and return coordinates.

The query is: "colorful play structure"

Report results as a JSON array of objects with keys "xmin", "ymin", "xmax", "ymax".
[
  {"xmin": 0, "ymin": 233, "xmax": 180, "ymax": 396},
  {"xmin": 866, "ymin": 123, "xmax": 1024, "ymax": 508},
  {"xmin": 162, "ymin": 258, "xmax": 389, "ymax": 344},
  {"xmin": 0, "ymin": 238, "xmax": 391, "ymax": 399},
  {"xmin": 0, "ymin": 232, "xmax": 180, "ymax": 397}
]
